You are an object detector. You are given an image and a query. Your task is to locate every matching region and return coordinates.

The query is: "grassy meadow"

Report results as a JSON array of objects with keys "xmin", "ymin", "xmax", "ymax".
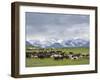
[{"xmin": 26, "ymin": 47, "xmax": 89, "ymax": 67}]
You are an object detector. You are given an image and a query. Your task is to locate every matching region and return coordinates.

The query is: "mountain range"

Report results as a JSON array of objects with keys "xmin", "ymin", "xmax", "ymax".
[{"xmin": 26, "ymin": 38, "xmax": 89, "ymax": 48}]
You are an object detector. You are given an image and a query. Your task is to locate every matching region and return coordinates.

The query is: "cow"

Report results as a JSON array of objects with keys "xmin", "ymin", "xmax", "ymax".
[{"xmin": 51, "ymin": 53, "xmax": 64, "ymax": 60}]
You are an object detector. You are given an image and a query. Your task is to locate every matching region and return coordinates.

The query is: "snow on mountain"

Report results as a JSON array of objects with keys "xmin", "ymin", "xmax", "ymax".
[
  {"xmin": 62, "ymin": 39, "xmax": 89, "ymax": 47},
  {"xmin": 26, "ymin": 38, "xmax": 89, "ymax": 48},
  {"xmin": 26, "ymin": 41, "xmax": 32, "ymax": 46},
  {"xmin": 46, "ymin": 42, "xmax": 64, "ymax": 48},
  {"xmin": 29, "ymin": 40, "xmax": 41, "ymax": 47}
]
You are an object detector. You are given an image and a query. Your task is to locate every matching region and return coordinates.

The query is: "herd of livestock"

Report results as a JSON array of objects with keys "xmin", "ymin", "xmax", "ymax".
[{"xmin": 26, "ymin": 50, "xmax": 89, "ymax": 60}]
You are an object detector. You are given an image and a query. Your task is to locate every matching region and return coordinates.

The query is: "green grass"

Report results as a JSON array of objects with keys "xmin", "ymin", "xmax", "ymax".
[
  {"xmin": 26, "ymin": 47, "xmax": 89, "ymax": 54},
  {"xmin": 26, "ymin": 47, "xmax": 89, "ymax": 67},
  {"xmin": 26, "ymin": 58, "xmax": 89, "ymax": 67}
]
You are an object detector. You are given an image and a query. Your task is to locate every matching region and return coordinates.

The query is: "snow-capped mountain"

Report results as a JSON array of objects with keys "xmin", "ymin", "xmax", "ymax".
[
  {"xmin": 26, "ymin": 41, "xmax": 32, "ymax": 46},
  {"xmin": 26, "ymin": 38, "xmax": 89, "ymax": 48},
  {"xmin": 47, "ymin": 43, "xmax": 64, "ymax": 48},
  {"xmin": 29, "ymin": 40, "xmax": 41, "ymax": 47},
  {"xmin": 62, "ymin": 39, "xmax": 89, "ymax": 47}
]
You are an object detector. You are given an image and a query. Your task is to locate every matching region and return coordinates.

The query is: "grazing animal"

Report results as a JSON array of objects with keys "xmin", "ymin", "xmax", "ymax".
[
  {"xmin": 66, "ymin": 53, "xmax": 82, "ymax": 60},
  {"xmin": 64, "ymin": 54, "xmax": 70, "ymax": 59},
  {"xmin": 33, "ymin": 55, "xmax": 38, "ymax": 58},
  {"xmin": 26, "ymin": 52, "xmax": 34, "ymax": 58},
  {"xmin": 71, "ymin": 55, "xmax": 79, "ymax": 59},
  {"xmin": 37, "ymin": 53, "xmax": 45, "ymax": 59},
  {"xmin": 51, "ymin": 54, "xmax": 64, "ymax": 60},
  {"xmin": 71, "ymin": 54, "xmax": 82, "ymax": 59}
]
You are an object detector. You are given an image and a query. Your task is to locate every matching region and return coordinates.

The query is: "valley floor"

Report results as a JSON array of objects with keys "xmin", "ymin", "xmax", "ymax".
[
  {"xmin": 26, "ymin": 58, "xmax": 89, "ymax": 67},
  {"xmin": 26, "ymin": 47, "xmax": 89, "ymax": 67}
]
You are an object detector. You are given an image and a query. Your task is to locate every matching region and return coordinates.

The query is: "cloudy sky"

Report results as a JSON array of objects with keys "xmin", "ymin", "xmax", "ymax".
[{"xmin": 25, "ymin": 12, "xmax": 90, "ymax": 41}]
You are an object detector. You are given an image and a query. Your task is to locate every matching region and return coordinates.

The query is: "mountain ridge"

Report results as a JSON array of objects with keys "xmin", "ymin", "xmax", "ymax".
[{"xmin": 26, "ymin": 38, "xmax": 89, "ymax": 48}]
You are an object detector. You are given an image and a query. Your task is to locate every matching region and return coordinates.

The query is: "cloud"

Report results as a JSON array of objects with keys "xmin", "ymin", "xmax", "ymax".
[{"xmin": 25, "ymin": 12, "xmax": 89, "ymax": 41}]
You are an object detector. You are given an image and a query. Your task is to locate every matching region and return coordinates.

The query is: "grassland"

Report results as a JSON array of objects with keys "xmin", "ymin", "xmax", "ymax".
[
  {"xmin": 26, "ymin": 58, "xmax": 89, "ymax": 67},
  {"xmin": 26, "ymin": 47, "xmax": 89, "ymax": 67}
]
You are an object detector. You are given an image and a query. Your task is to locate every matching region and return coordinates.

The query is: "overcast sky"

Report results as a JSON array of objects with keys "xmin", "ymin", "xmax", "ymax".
[{"xmin": 25, "ymin": 12, "xmax": 90, "ymax": 41}]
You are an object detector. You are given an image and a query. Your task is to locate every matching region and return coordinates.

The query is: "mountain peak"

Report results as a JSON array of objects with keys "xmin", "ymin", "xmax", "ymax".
[{"xmin": 26, "ymin": 38, "xmax": 89, "ymax": 48}]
